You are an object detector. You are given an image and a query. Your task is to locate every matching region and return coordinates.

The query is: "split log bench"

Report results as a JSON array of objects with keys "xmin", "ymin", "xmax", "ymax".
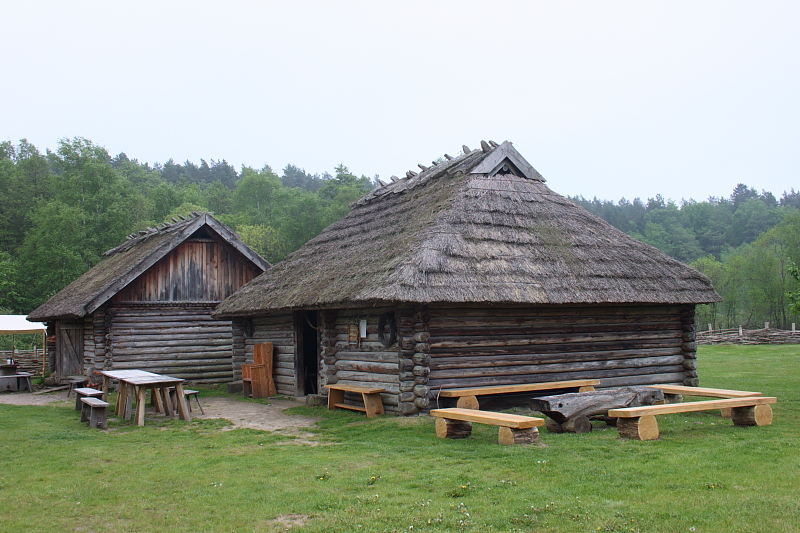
[
  {"xmin": 437, "ymin": 379, "xmax": 601, "ymax": 410},
  {"xmin": 430, "ymin": 408, "xmax": 546, "ymax": 445},
  {"xmin": 607, "ymin": 396, "xmax": 777, "ymax": 440},
  {"xmin": 73, "ymin": 387, "xmax": 104, "ymax": 411},
  {"xmin": 80, "ymin": 397, "xmax": 109, "ymax": 429},
  {"xmin": 530, "ymin": 386, "xmax": 664, "ymax": 433},
  {"xmin": 326, "ymin": 384, "xmax": 386, "ymax": 418},
  {"xmin": 647, "ymin": 384, "xmax": 763, "ymax": 418}
]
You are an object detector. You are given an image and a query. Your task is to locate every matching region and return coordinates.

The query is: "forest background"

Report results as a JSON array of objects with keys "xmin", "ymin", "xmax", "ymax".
[{"xmin": 1, "ymin": 137, "xmax": 798, "ymax": 332}]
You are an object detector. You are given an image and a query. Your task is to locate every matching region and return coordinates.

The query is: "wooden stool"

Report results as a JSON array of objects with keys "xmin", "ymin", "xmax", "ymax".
[
  {"xmin": 73, "ymin": 387, "xmax": 104, "ymax": 411},
  {"xmin": 169, "ymin": 387, "xmax": 204, "ymax": 414},
  {"xmin": 80, "ymin": 397, "xmax": 109, "ymax": 429},
  {"xmin": 67, "ymin": 376, "xmax": 87, "ymax": 397}
]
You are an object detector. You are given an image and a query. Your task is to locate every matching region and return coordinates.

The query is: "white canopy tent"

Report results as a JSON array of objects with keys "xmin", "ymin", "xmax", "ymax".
[
  {"xmin": 1, "ymin": 315, "xmax": 47, "ymax": 375},
  {"xmin": 1, "ymin": 315, "xmax": 46, "ymax": 334}
]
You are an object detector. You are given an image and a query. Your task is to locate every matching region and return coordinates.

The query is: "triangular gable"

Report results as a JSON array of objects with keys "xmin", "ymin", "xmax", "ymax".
[
  {"xmin": 84, "ymin": 214, "xmax": 268, "ymax": 315},
  {"xmin": 470, "ymin": 141, "xmax": 544, "ymax": 181},
  {"xmin": 28, "ymin": 212, "xmax": 269, "ymax": 321}
]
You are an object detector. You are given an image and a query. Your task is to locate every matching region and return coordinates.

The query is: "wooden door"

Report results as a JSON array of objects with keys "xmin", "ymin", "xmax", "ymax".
[{"xmin": 56, "ymin": 322, "xmax": 84, "ymax": 377}]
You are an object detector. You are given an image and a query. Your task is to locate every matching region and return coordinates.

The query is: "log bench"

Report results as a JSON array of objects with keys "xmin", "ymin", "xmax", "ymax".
[
  {"xmin": 73, "ymin": 387, "xmax": 104, "ymax": 411},
  {"xmin": 607, "ymin": 396, "xmax": 777, "ymax": 440},
  {"xmin": 80, "ymin": 397, "xmax": 109, "ymax": 429},
  {"xmin": 647, "ymin": 384, "xmax": 763, "ymax": 418},
  {"xmin": 325, "ymin": 384, "xmax": 386, "ymax": 418},
  {"xmin": 430, "ymin": 408, "xmax": 546, "ymax": 445},
  {"xmin": 437, "ymin": 379, "xmax": 601, "ymax": 410}
]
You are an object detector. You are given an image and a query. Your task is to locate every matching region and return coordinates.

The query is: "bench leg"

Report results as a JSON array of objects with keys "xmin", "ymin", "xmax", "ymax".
[
  {"xmin": 89, "ymin": 406, "xmax": 108, "ymax": 429},
  {"xmin": 720, "ymin": 408, "xmax": 732, "ymax": 419},
  {"xmin": 498, "ymin": 426, "xmax": 540, "ymax": 445},
  {"xmin": 435, "ymin": 417, "xmax": 472, "ymax": 439},
  {"xmin": 455, "ymin": 395, "xmax": 480, "ymax": 410},
  {"xmin": 617, "ymin": 415, "xmax": 659, "ymax": 440},
  {"xmin": 362, "ymin": 392, "xmax": 384, "ymax": 418},
  {"xmin": 327, "ymin": 388, "xmax": 345, "ymax": 410},
  {"xmin": 731, "ymin": 404, "xmax": 773, "ymax": 427},
  {"xmin": 80, "ymin": 402, "xmax": 91, "ymax": 423}
]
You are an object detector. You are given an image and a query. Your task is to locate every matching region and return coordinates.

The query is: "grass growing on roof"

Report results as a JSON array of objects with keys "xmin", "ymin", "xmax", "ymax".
[{"xmin": 1, "ymin": 344, "xmax": 798, "ymax": 532}]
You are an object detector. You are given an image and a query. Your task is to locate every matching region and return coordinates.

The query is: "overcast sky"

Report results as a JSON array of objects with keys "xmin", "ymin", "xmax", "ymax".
[{"xmin": 2, "ymin": 1, "xmax": 798, "ymax": 203}]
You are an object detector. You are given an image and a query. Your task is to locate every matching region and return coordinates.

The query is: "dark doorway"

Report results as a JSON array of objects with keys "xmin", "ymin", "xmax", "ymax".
[{"xmin": 296, "ymin": 311, "xmax": 319, "ymax": 396}]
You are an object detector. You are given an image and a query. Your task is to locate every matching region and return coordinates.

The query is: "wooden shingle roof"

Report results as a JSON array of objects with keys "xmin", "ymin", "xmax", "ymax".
[{"xmin": 215, "ymin": 141, "xmax": 721, "ymax": 317}]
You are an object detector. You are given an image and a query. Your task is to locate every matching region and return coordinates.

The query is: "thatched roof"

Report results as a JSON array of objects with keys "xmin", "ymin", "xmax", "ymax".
[
  {"xmin": 28, "ymin": 212, "xmax": 270, "ymax": 322},
  {"xmin": 215, "ymin": 141, "xmax": 720, "ymax": 317}
]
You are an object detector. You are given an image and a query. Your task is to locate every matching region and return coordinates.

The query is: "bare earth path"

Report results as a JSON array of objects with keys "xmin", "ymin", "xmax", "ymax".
[{"xmin": 0, "ymin": 390, "xmax": 320, "ymax": 440}]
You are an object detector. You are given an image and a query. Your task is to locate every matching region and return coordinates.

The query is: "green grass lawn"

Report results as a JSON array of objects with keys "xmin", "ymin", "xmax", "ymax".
[{"xmin": 1, "ymin": 345, "xmax": 798, "ymax": 533}]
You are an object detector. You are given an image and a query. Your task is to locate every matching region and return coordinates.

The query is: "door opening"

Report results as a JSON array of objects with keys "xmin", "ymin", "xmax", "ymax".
[{"xmin": 298, "ymin": 311, "xmax": 319, "ymax": 395}]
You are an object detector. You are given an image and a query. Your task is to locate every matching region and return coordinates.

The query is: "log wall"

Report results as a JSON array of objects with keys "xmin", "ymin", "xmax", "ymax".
[
  {"xmin": 240, "ymin": 314, "xmax": 297, "ymax": 396},
  {"xmin": 427, "ymin": 304, "xmax": 695, "ymax": 392},
  {"xmin": 103, "ymin": 304, "xmax": 234, "ymax": 383},
  {"xmin": 323, "ymin": 307, "xmax": 403, "ymax": 414}
]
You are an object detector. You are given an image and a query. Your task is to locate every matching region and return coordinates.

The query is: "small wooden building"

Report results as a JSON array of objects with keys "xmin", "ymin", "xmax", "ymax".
[
  {"xmin": 215, "ymin": 141, "xmax": 721, "ymax": 414},
  {"xmin": 28, "ymin": 212, "xmax": 269, "ymax": 382}
]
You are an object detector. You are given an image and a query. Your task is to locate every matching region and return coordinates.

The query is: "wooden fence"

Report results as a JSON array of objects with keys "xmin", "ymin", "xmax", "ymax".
[
  {"xmin": 0, "ymin": 349, "xmax": 45, "ymax": 377},
  {"xmin": 697, "ymin": 325, "xmax": 800, "ymax": 345}
]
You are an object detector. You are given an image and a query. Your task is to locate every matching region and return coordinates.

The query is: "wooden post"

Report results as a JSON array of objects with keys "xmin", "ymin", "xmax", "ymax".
[
  {"xmin": 173, "ymin": 382, "xmax": 192, "ymax": 422},
  {"xmin": 435, "ymin": 417, "xmax": 472, "ymax": 439},
  {"xmin": 135, "ymin": 386, "xmax": 147, "ymax": 426},
  {"xmin": 731, "ymin": 404, "xmax": 773, "ymax": 427},
  {"xmin": 455, "ymin": 395, "xmax": 480, "ymax": 410},
  {"xmin": 617, "ymin": 415, "xmax": 659, "ymax": 440},
  {"xmin": 498, "ymin": 426, "xmax": 539, "ymax": 445}
]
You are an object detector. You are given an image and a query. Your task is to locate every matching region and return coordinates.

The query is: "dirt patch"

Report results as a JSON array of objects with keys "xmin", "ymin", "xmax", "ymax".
[
  {"xmin": 264, "ymin": 514, "xmax": 310, "ymax": 531},
  {"xmin": 0, "ymin": 390, "xmax": 321, "ymax": 441}
]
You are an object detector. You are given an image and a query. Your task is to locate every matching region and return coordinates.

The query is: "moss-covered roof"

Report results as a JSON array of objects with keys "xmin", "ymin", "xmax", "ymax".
[{"xmin": 215, "ymin": 141, "xmax": 721, "ymax": 317}]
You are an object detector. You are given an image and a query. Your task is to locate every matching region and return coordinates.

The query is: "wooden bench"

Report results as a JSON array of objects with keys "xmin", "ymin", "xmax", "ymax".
[
  {"xmin": 325, "ymin": 384, "xmax": 386, "ymax": 418},
  {"xmin": 0, "ymin": 372, "xmax": 33, "ymax": 392},
  {"xmin": 430, "ymin": 408, "xmax": 546, "ymax": 445},
  {"xmin": 607, "ymin": 396, "xmax": 777, "ymax": 440},
  {"xmin": 80, "ymin": 397, "xmax": 109, "ymax": 429},
  {"xmin": 438, "ymin": 379, "xmax": 600, "ymax": 410},
  {"xmin": 73, "ymin": 387, "xmax": 104, "ymax": 411},
  {"xmin": 647, "ymin": 385, "xmax": 763, "ymax": 418}
]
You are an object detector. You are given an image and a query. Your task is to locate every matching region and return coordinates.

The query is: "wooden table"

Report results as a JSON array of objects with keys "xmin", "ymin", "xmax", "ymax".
[{"xmin": 99, "ymin": 370, "xmax": 192, "ymax": 426}]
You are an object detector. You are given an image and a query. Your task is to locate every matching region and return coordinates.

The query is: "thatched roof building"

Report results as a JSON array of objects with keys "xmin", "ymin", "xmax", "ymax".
[
  {"xmin": 218, "ymin": 141, "xmax": 718, "ymax": 315},
  {"xmin": 215, "ymin": 141, "xmax": 720, "ymax": 414},
  {"xmin": 29, "ymin": 212, "xmax": 269, "ymax": 382}
]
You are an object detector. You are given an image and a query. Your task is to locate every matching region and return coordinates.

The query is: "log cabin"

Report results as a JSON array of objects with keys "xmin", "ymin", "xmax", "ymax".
[
  {"xmin": 214, "ymin": 141, "xmax": 721, "ymax": 414},
  {"xmin": 27, "ymin": 212, "xmax": 269, "ymax": 383}
]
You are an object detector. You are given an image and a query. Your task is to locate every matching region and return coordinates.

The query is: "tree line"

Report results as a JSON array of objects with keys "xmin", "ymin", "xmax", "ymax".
[
  {"xmin": 571, "ymin": 189, "xmax": 800, "ymax": 329},
  {"xmin": 1, "ymin": 136, "xmax": 798, "ymax": 330},
  {"xmin": 0, "ymin": 137, "xmax": 375, "ymax": 313}
]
